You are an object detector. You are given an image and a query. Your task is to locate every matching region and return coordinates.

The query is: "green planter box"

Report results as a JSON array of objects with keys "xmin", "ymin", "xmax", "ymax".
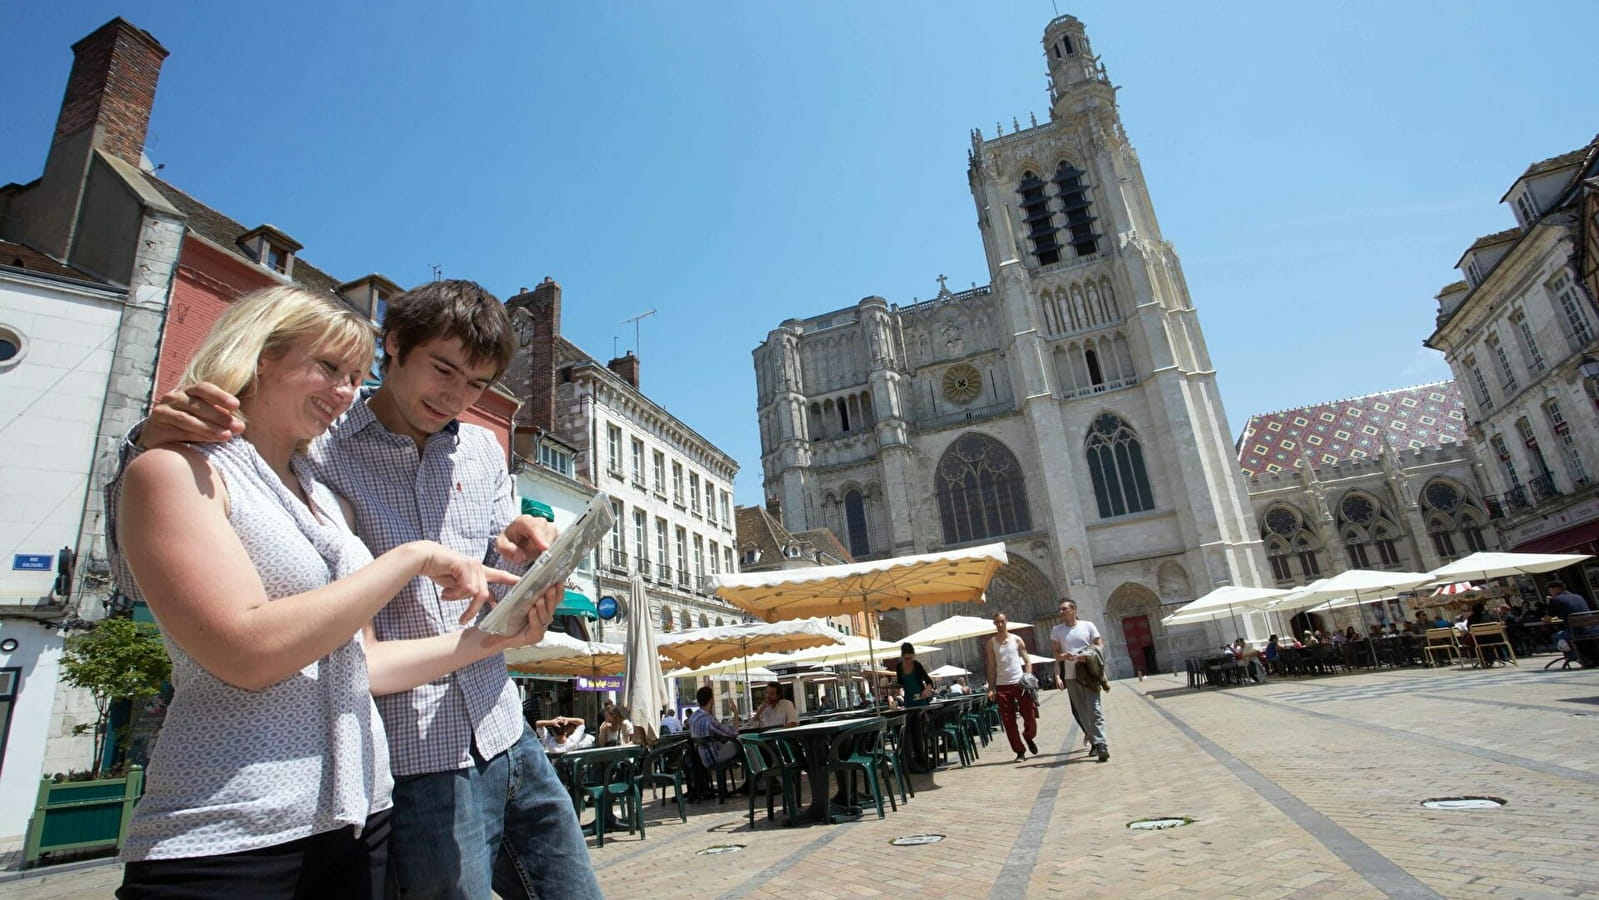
[{"xmin": 23, "ymin": 766, "xmax": 143, "ymax": 867}]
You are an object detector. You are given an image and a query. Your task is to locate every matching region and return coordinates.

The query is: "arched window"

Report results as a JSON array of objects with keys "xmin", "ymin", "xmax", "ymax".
[
  {"xmin": 935, "ymin": 433, "xmax": 1034, "ymax": 544},
  {"xmin": 1261, "ymin": 504, "xmax": 1321, "ymax": 582},
  {"xmin": 1017, "ymin": 171, "xmax": 1060, "ymax": 266},
  {"xmin": 1053, "ymin": 162, "xmax": 1099, "ymax": 257},
  {"xmin": 844, "ymin": 489, "xmax": 871, "ymax": 558},
  {"xmin": 1336, "ymin": 490, "xmax": 1403, "ymax": 569},
  {"xmin": 661, "ymin": 607, "xmax": 674, "ymax": 632},
  {"xmin": 1420, "ymin": 478, "xmax": 1490, "ymax": 560},
  {"xmin": 1086, "ymin": 413, "xmax": 1155, "ymax": 518}
]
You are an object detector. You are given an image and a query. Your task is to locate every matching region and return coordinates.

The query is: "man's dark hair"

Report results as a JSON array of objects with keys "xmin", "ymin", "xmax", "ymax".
[
  {"xmin": 1548, "ymin": 580, "xmax": 1565, "ymax": 591},
  {"xmin": 900, "ymin": 642, "xmax": 915, "ymax": 655},
  {"xmin": 696, "ymin": 686, "xmax": 714, "ymax": 707},
  {"xmin": 382, "ymin": 279, "xmax": 515, "ymax": 378}
]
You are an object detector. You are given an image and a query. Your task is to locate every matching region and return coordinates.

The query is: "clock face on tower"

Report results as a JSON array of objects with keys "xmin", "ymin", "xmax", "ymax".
[{"xmin": 942, "ymin": 364, "xmax": 983, "ymax": 406}]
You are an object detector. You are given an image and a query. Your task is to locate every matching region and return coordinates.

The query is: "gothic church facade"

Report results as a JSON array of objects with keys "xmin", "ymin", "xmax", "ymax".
[{"xmin": 752, "ymin": 16, "xmax": 1270, "ymax": 678}]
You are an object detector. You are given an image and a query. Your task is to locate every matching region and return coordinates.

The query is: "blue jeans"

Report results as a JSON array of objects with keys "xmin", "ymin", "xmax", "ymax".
[{"xmin": 388, "ymin": 726, "xmax": 600, "ymax": 899}]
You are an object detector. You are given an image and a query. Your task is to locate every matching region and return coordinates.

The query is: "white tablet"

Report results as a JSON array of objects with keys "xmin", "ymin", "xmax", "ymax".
[{"xmin": 478, "ymin": 491, "xmax": 616, "ymax": 636}]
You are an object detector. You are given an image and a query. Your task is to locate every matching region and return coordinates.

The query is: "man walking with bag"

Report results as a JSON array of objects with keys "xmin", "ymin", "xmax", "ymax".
[
  {"xmin": 1051, "ymin": 600, "xmax": 1110, "ymax": 762},
  {"xmin": 985, "ymin": 613, "xmax": 1038, "ymax": 762}
]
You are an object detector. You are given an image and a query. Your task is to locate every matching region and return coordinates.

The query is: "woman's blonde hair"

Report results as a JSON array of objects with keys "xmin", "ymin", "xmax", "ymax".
[{"xmin": 182, "ymin": 285, "xmax": 375, "ymax": 399}]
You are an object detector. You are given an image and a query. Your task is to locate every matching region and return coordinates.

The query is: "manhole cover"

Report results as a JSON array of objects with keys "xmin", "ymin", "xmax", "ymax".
[
  {"xmin": 890, "ymin": 834, "xmax": 945, "ymax": 846},
  {"xmin": 697, "ymin": 844, "xmax": 746, "ymax": 855},
  {"xmin": 1420, "ymin": 797, "xmax": 1506, "ymax": 810},
  {"xmin": 1127, "ymin": 817, "xmax": 1194, "ymax": 830}
]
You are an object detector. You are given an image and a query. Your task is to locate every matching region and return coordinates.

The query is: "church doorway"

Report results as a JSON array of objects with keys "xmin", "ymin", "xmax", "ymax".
[{"xmin": 1120, "ymin": 614, "xmax": 1156, "ymax": 676}]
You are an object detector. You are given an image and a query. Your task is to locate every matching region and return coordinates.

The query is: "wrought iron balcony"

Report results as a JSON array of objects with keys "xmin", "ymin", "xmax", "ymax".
[
  {"xmin": 1529, "ymin": 473, "xmax": 1561, "ymax": 502},
  {"xmin": 656, "ymin": 563, "xmax": 672, "ymax": 582},
  {"xmin": 607, "ymin": 549, "xmax": 628, "ymax": 571},
  {"xmin": 1503, "ymin": 486, "xmax": 1531, "ymax": 512}
]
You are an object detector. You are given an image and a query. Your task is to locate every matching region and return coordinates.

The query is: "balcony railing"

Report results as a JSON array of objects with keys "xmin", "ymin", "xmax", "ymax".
[
  {"xmin": 1529, "ymin": 473, "xmax": 1561, "ymax": 502},
  {"xmin": 656, "ymin": 563, "xmax": 672, "ymax": 582},
  {"xmin": 1483, "ymin": 496, "xmax": 1507, "ymax": 520},
  {"xmin": 1503, "ymin": 486, "xmax": 1531, "ymax": 512},
  {"xmin": 607, "ymin": 549, "xmax": 628, "ymax": 571},
  {"xmin": 635, "ymin": 558, "xmax": 651, "ymax": 576}
]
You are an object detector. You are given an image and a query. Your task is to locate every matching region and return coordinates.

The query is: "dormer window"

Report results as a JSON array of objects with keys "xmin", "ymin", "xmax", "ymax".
[
  {"xmin": 783, "ymin": 544, "xmax": 805, "ymax": 559},
  {"xmin": 741, "ymin": 548, "xmax": 760, "ymax": 566},
  {"xmin": 237, "ymin": 225, "xmax": 303, "ymax": 279},
  {"xmin": 1515, "ymin": 191, "xmax": 1539, "ymax": 226},
  {"xmin": 1465, "ymin": 258, "xmax": 1483, "ymax": 287}
]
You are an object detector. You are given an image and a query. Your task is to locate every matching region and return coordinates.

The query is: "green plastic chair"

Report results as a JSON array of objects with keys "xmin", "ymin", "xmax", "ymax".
[
  {"xmin": 639, "ymin": 737, "xmax": 689, "ymax": 823},
  {"xmin": 876, "ymin": 716, "xmax": 912, "ymax": 805},
  {"xmin": 828, "ymin": 719, "xmax": 890, "ymax": 820},
  {"xmin": 571, "ymin": 746, "xmax": 645, "ymax": 848},
  {"xmin": 738, "ymin": 735, "xmax": 799, "ymax": 828}
]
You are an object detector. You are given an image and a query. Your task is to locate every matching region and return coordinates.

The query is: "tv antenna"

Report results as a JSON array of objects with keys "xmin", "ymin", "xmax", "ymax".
[
  {"xmin": 620, "ymin": 308, "xmax": 657, "ymax": 358},
  {"xmin": 429, "ymin": 264, "xmax": 442, "ymax": 282}
]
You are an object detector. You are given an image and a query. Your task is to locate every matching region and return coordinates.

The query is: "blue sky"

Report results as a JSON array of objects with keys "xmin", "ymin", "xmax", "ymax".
[{"xmin": 5, "ymin": 1, "xmax": 1597, "ymax": 504}]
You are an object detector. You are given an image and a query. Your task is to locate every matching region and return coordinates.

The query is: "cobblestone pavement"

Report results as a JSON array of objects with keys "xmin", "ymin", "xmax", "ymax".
[{"xmin": 5, "ymin": 657, "xmax": 1597, "ymax": 899}]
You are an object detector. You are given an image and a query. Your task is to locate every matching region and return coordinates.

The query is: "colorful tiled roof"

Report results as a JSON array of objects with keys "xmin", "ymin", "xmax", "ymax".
[{"xmin": 1235, "ymin": 381, "xmax": 1467, "ymax": 478}]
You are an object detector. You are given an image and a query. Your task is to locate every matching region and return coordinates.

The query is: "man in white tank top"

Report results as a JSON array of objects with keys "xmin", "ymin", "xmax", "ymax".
[{"xmin": 985, "ymin": 613, "xmax": 1038, "ymax": 762}]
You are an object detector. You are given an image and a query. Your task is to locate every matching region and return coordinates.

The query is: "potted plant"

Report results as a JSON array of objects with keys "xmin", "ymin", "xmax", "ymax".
[{"xmin": 24, "ymin": 616, "xmax": 169, "ymax": 866}]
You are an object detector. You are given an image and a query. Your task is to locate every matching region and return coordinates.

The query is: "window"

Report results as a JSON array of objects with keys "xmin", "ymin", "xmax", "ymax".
[
  {"xmin": 1515, "ymin": 417, "xmax": 1552, "ymax": 478},
  {"xmin": 1420, "ymin": 478, "xmax": 1489, "ymax": 561},
  {"xmin": 631, "ymin": 438, "xmax": 646, "ymax": 487},
  {"xmin": 709, "ymin": 541, "xmax": 720, "ymax": 575},
  {"xmin": 1266, "ymin": 539, "xmax": 1294, "ymax": 581},
  {"xmin": 633, "ymin": 509, "xmax": 649, "ymax": 570},
  {"xmin": 538, "ymin": 442, "xmax": 573, "ymax": 476},
  {"xmin": 655, "ymin": 518, "xmax": 669, "ymax": 579},
  {"xmin": 1261, "ymin": 505, "xmax": 1321, "ymax": 581},
  {"xmin": 0, "ymin": 668, "xmax": 19, "ymax": 780},
  {"xmin": 672, "ymin": 462, "xmax": 685, "ymax": 505},
  {"xmin": 1516, "ymin": 191, "xmax": 1539, "ymax": 225},
  {"xmin": 1466, "ymin": 258, "xmax": 1483, "ymax": 287},
  {"xmin": 606, "ymin": 425, "xmax": 623, "ymax": 477},
  {"xmin": 652, "ymin": 451, "xmax": 666, "ymax": 496},
  {"xmin": 935, "ymin": 433, "xmax": 1034, "ymax": 544},
  {"xmin": 675, "ymin": 527, "xmax": 689, "ymax": 582},
  {"xmin": 266, "ymin": 244, "xmax": 289, "ymax": 274},
  {"xmin": 1336, "ymin": 491, "xmax": 1403, "ymax": 569},
  {"xmin": 720, "ymin": 491, "xmax": 731, "ymax": 527},
  {"xmin": 693, "ymin": 535, "xmax": 705, "ymax": 579},
  {"xmin": 724, "ymin": 546, "xmax": 734, "ymax": 573},
  {"xmin": 1465, "ymin": 356, "xmax": 1492, "ymax": 409},
  {"xmin": 1053, "ymin": 161, "xmax": 1099, "ymax": 257},
  {"xmin": 1487, "ymin": 334, "xmax": 1517, "ymax": 393},
  {"xmin": 1550, "ymin": 270, "xmax": 1594, "ymax": 350},
  {"xmin": 705, "ymin": 482, "xmax": 718, "ymax": 524},
  {"xmin": 1344, "ymin": 531, "xmax": 1373, "ymax": 568},
  {"xmin": 844, "ymin": 489, "xmax": 871, "ymax": 558},
  {"xmin": 1511, "ymin": 309, "xmax": 1545, "ymax": 374},
  {"xmin": 1428, "ymin": 518, "xmax": 1457, "ymax": 560},
  {"xmin": 1545, "ymin": 400, "xmax": 1588, "ymax": 487},
  {"xmin": 608, "ymin": 499, "xmax": 625, "ymax": 567},
  {"xmin": 689, "ymin": 473, "xmax": 702, "ymax": 515},
  {"xmin": 1016, "ymin": 171, "xmax": 1060, "ymax": 266},
  {"xmin": 1085, "ymin": 413, "xmax": 1155, "ymax": 518},
  {"xmin": 1490, "ymin": 434, "xmax": 1523, "ymax": 491}
]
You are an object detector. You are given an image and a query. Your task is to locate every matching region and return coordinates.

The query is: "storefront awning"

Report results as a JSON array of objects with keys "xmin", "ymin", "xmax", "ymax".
[
  {"xmin": 1510, "ymin": 519, "xmax": 1599, "ymax": 556},
  {"xmin": 520, "ymin": 498, "xmax": 555, "ymax": 522},
  {"xmin": 557, "ymin": 589, "xmax": 598, "ymax": 620}
]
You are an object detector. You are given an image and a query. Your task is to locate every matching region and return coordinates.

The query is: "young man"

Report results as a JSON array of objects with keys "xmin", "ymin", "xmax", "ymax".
[
  {"xmin": 985, "ymin": 613, "xmax": 1037, "ymax": 762},
  {"xmin": 130, "ymin": 281, "xmax": 601, "ymax": 899},
  {"xmin": 1051, "ymin": 600, "xmax": 1109, "ymax": 762},
  {"xmin": 754, "ymin": 682, "xmax": 798, "ymax": 729}
]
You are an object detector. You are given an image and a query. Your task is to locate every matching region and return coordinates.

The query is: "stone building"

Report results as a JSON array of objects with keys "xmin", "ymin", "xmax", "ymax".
[
  {"xmin": 1236, "ymin": 382, "xmax": 1502, "ymax": 631},
  {"xmin": 1424, "ymin": 136, "xmax": 1599, "ymax": 597},
  {"xmin": 751, "ymin": 15, "xmax": 1271, "ymax": 679},
  {"xmin": 505, "ymin": 279, "xmax": 746, "ymax": 646}
]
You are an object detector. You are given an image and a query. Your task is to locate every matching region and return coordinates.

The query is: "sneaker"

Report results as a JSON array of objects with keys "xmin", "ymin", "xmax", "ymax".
[
  {"xmin": 1014, "ymin": 752, "xmax": 1026, "ymax": 762},
  {"xmin": 1094, "ymin": 745, "xmax": 1109, "ymax": 763},
  {"xmin": 1025, "ymin": 737, "xmax": 1038, "ymax": 755}
]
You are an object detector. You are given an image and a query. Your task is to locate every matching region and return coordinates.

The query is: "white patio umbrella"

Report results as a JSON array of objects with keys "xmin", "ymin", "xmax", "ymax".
[
  {"xmin": 667, "ymin": 663, "xmax": 780, "ymax": 682},
  {"xmin": 778, "ymin": 634, "xmax": 943, "ymax": 667},
  {"xmin": 1426, "ymin": 551, "xmax": 1592, "ymax": 584},
  {"xmin": 927, "ymin": 664, "xmax": 970, "ymax": 679},
  {"xmin": 623, "ymin": 574, "xmax": 670, "ymax": 745},
  {"xmin": 900, "ymin": 615, "xmax": 1034, "ymax": 645},
  {"xmin": 1161, "ymin": 585, "xmax": 1289, "ymax": 638},
  {"xmin": 1269, "ymin": 569, "xmax": 1434, "ymax": 666},
  {"xmin": 504, "ymin": 635, "xmax": 626, "ymax": 678},
  {"xmin": 655, "ymin": 618, "xmax": 847, "ymax": 716}
]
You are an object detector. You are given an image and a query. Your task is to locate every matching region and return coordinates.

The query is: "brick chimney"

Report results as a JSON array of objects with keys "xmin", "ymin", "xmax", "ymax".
[
  {"xmin": 10, "ymin": 18, "xmax": 168, "ymax": 258},
  {"xmin": 607, "ymin": 351, "xmax": 640, "ymax": 389},
  {"xmin": 507, "ymin": 277, "xmax": 561, "ymax": 436}
]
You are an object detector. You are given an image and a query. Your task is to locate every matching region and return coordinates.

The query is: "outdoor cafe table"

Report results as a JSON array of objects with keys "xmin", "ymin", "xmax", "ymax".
[{"xmin": 760, "ymin": 716, "xmax": 886, "ymax": 824}]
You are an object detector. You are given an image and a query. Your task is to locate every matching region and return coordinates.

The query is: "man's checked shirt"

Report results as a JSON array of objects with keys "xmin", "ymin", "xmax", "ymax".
[{"xmin": 309, "ymin": 392, "xmax": 525, "ymax": 777}]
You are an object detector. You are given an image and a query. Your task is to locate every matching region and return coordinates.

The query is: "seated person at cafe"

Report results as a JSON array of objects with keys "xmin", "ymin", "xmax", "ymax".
[
  {"xmin": 596, "ymin": 703, "xmax": 635, "ymax": 747},
  {"xmin": 755, "ymin": 682, "xmax": 799, "ymax": 728},
  {"xmin": 1414, "ymin": 610, "xmax": 1432, "ymax": 633},
  {"xmin": 537, "ymin": 717, "xmax": 594, "ymax": 754},
  {"xmin": 688, "ymin": 686, "xmax": 740, "ymax": 766},
  {"xmin": 1231, "ymin": 638, "xmax": 1266, "ymax": 683},
  {"xmin": 1546, "ymin": 580, "xmax": 1598, "ymax": 666},
  {"xmin": 660, "ymin": 706, "xmax": 683, "ymax": 735}
]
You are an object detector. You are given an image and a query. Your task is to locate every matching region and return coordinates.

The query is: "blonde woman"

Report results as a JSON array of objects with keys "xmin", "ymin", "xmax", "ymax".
[{"xmin": 112, "ymin": 287, "xmax": 544, "ymax": 899}]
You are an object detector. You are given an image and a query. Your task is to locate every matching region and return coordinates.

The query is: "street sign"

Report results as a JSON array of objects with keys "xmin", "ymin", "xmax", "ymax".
[
  {"xmin": 12, "ymin": 554, "xmax": 53, "ymax": 572},
  {"xmin": 597, "ymin": 596, "xmax": 619, "ymax": 620}
]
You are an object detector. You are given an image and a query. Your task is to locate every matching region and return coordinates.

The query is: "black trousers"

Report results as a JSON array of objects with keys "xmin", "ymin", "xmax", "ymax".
[{"xmin": 118, "ymin": 810, "xmax": 390, "ymax": 900}]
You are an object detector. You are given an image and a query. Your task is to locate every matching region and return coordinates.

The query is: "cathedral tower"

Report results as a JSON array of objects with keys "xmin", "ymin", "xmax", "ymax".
[{"xmin": 753, "ymin": 15, "xmax": 1270, "ymax": 678}]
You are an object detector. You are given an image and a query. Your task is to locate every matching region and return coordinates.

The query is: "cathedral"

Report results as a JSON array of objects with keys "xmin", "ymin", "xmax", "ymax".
[{"xmin": 751, "ymin": 15, "xmax": 1273, "ymax": 678}]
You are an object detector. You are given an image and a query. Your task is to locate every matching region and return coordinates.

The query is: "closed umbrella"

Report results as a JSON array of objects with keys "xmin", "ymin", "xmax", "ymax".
[{"xmin": 623, "ymin": 574, "xmax": 670, "ymax": 745}]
